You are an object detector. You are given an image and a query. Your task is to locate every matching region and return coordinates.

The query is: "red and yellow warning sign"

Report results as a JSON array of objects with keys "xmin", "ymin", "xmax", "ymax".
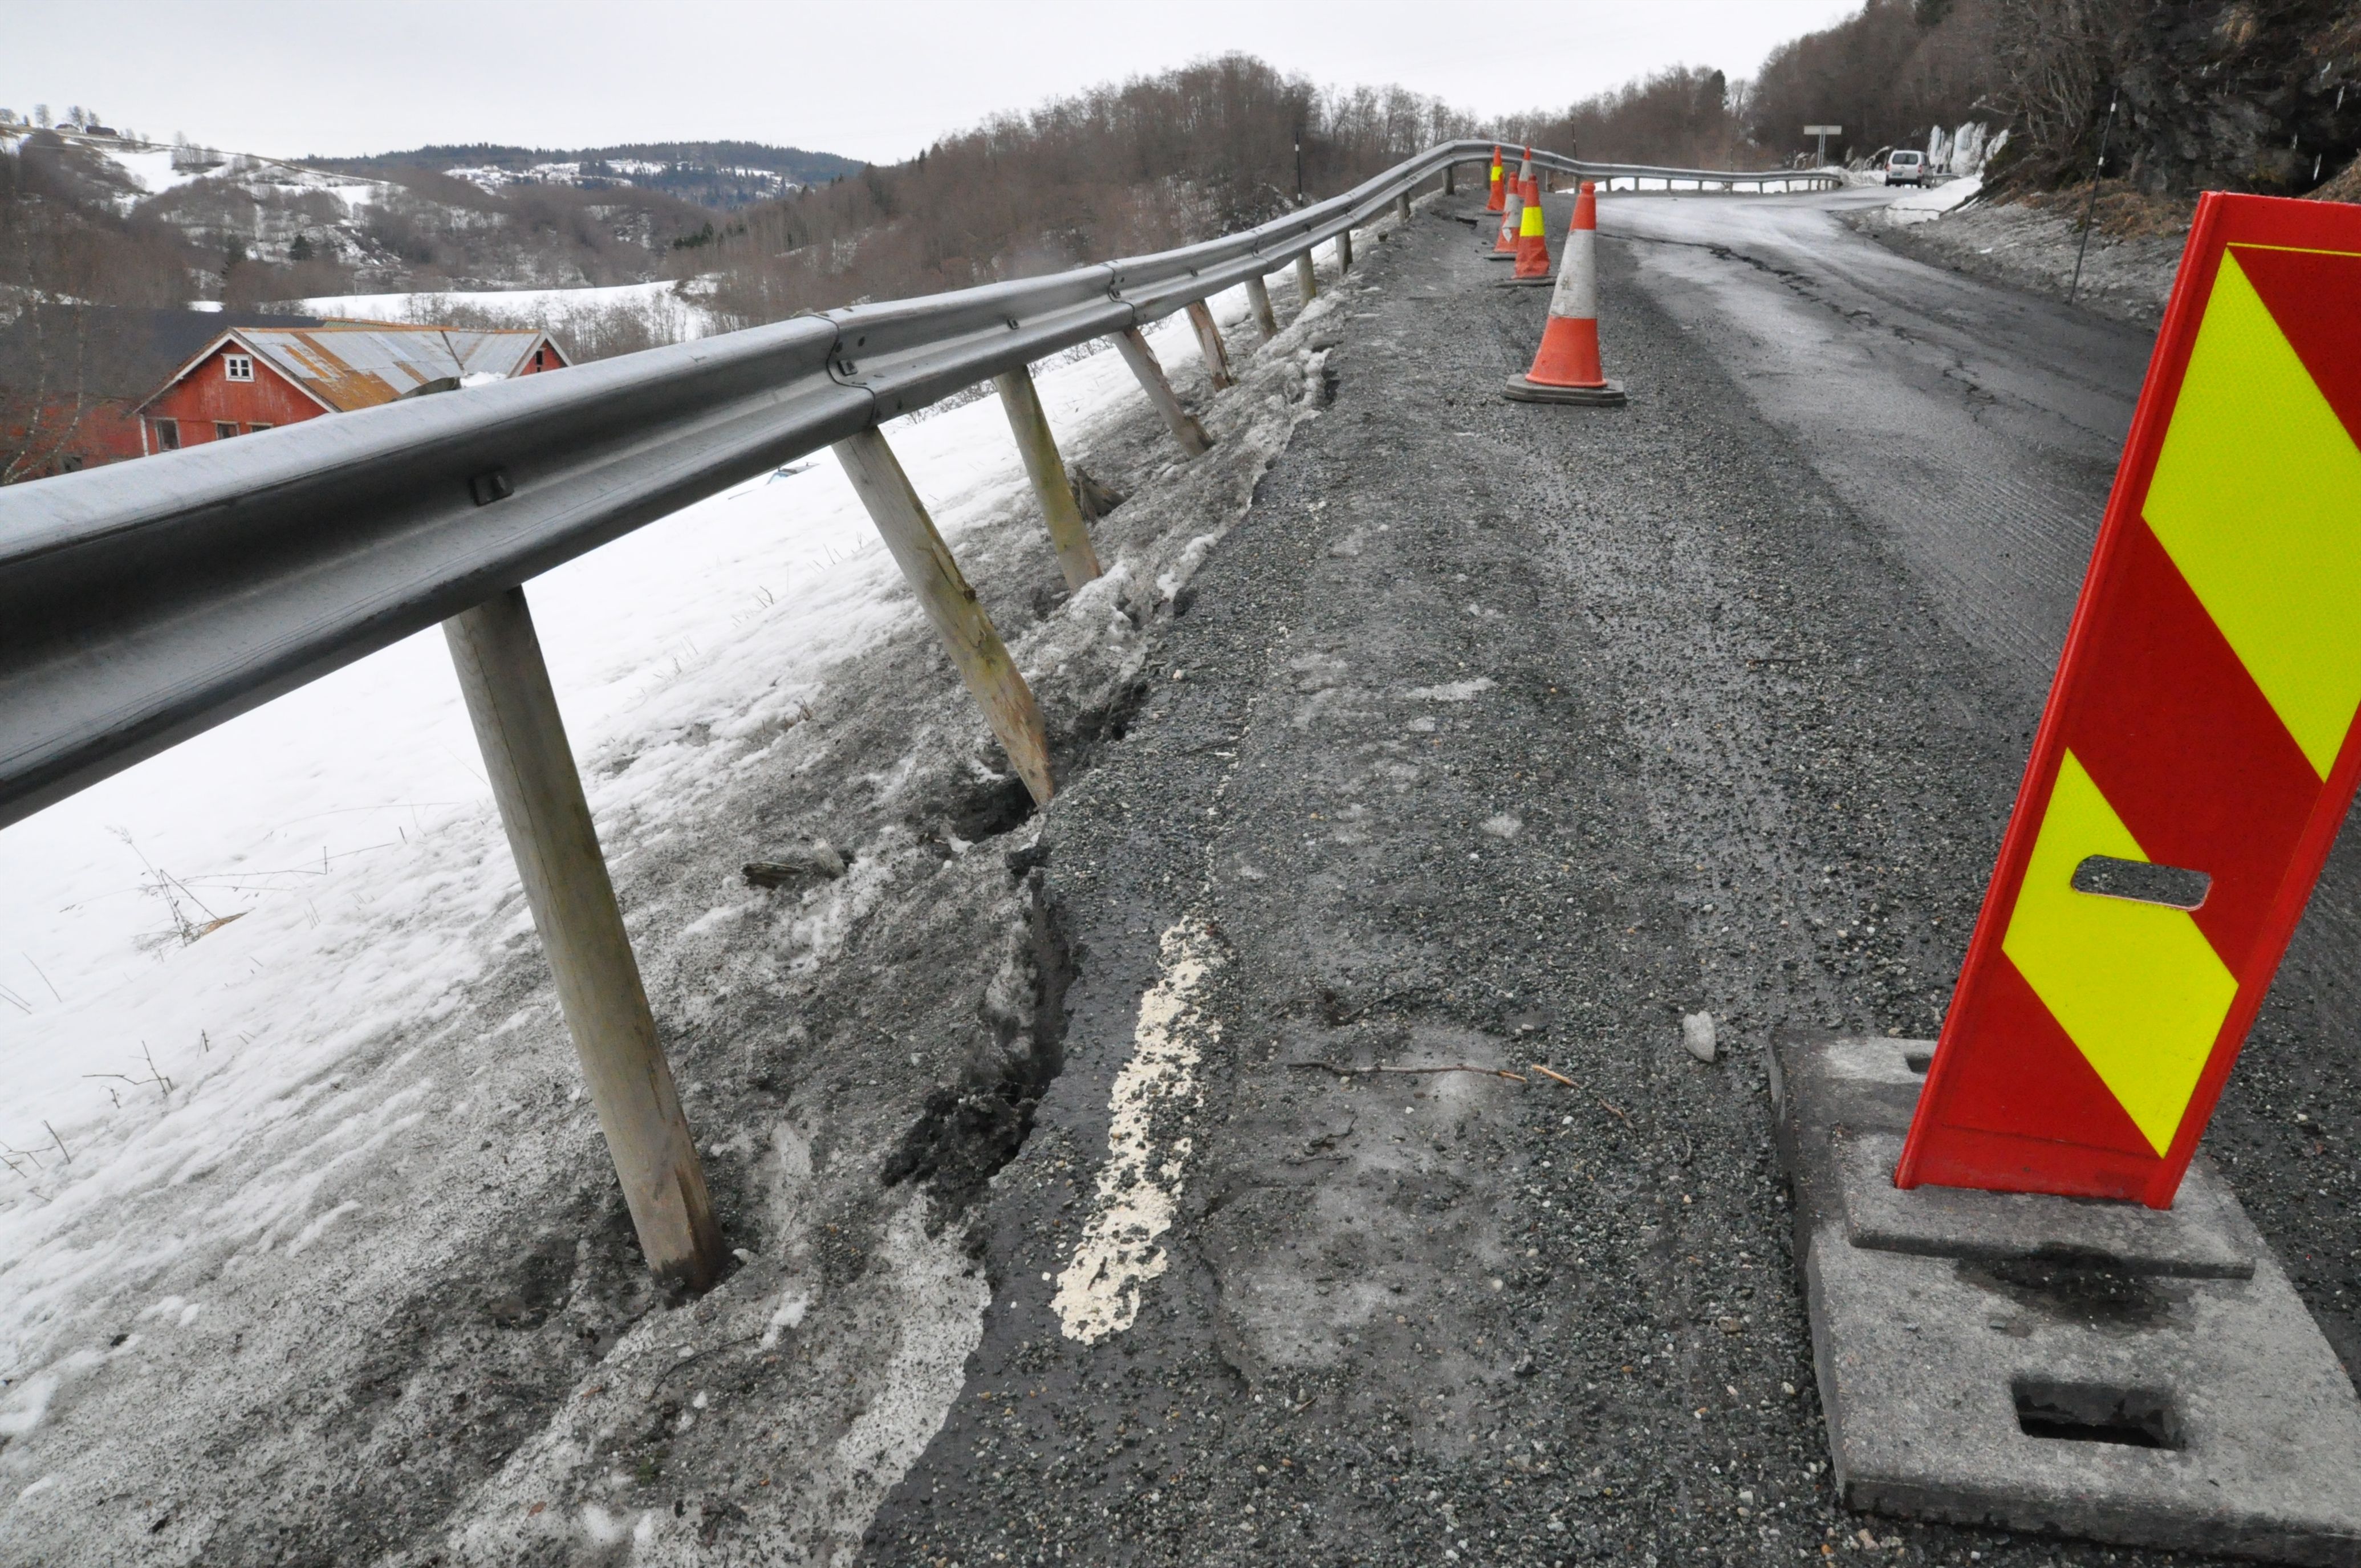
[{"xmin": 1898, "ymin": 192, "xmax": 2361, "ymax": 1208}]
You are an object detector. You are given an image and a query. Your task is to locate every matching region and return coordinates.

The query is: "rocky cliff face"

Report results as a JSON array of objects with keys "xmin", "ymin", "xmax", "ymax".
[{"xmin": 1990, "ymin": 0, "xmax": 2360, "ymax": 196}]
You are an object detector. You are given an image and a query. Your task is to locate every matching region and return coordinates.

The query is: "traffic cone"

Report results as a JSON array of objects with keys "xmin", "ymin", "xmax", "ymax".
[
  {"xmin": 1484, "ymin": 146, "xmax": 1506, "ymax": 213},
  {"xmin": 1504, "ymin": 181, "xmax": 1627, "ymax": 407},
  {"xmin": 1488, "ymin": 149, "xmax": 1529, "ymax": 258},
  {"xmin": 1506, "ymin": 167, "xmax": 1552, "ymax": 282}
]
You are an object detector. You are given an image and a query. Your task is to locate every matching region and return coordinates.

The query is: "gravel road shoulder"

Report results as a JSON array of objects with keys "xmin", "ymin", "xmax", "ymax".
[{"xmin": 859, "ymin": 196, "xmax": 2354, "ymax": 1568}]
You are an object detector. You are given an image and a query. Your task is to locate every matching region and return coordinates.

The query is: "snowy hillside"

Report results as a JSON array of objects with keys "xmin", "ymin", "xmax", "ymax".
[
  {"xmin": 4, "ymin": 127, "xmax": 395, "ymax": 214},
  {"xmin": 0, "ymin": 238, "xmax": 1356, "ymax": 1561},
  {"xmin": 334, "ymin": 140, "xmax": 863, "ymax": 211},
  {"xmin": 0, "ymin": 123, "xmax": 738, "ymax": 300},
  {"xmin": 292, "ymin": 280, "xmax": 729, "ymax": 355}
]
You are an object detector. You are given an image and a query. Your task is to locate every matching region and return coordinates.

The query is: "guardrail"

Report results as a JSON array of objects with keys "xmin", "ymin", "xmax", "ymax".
[{"xmin": 0, "ymin": 137, "xmax": 1835, "ymax": 1286}]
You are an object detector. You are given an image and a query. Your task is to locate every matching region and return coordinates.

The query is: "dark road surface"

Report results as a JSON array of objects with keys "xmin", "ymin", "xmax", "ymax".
[{"xmin": 861, "ymin": 190, "xmax": 2361, "ymax": 1567}]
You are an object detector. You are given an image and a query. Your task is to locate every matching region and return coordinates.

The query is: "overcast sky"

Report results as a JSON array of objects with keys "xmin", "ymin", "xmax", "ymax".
[{"xmin": 5, "ymin": 1, "xmax": 1858, "ymax": 164}]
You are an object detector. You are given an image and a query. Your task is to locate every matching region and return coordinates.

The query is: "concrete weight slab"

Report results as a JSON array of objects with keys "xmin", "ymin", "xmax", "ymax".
[{"xmin": 1773, "ymin": 1034, "xmax": 2361, "ymax": 1565}]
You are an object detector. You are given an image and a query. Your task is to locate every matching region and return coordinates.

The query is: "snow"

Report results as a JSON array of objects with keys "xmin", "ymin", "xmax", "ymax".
[
  {"xmin": 0, "ymin": 226, "xmax": 1340, "ymax": 1554},
  {"xmin": 0, "ymin": 290, "xmax": 1254, "ymax": 1354},
  {"xmin": 52, "ymin": 132, "xmax": 396, "ymax": 213},
  {"xmin": 88, "ymin": 145, "xmax": 205, "ymax": 198},
  {"xmin": 444, "ymin": 159, "xmax": 791, "ymax": 198},
  {"xmin": 1876, "ymin": 174, "xmax": 1984, "ymax": 227},
  {"xmin": 292, "ymin": 279, "xmax": 725, "ymax": 340}
]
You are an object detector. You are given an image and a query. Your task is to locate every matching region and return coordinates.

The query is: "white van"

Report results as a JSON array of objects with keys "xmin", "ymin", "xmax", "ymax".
[{"xmin": 1884, "ymin": 149, "xmax": 1927, "ymax": 186}]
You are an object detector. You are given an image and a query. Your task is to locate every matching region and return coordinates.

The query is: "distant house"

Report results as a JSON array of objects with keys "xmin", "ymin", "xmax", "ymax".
[
  {"xmin": 0, "ymin": 307, "xmax": 322, "ymax": 481},
  {"xmin": 1, "ymin": 311, "xmax": 570, "ymax": 482},
  {"xmin": 136, "ymin": 323, "xmax": 568, "ymax": 453}
]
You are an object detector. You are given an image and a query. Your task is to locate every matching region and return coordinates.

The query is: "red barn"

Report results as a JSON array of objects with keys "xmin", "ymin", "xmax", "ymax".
[
  {"xmin": 0, "ymin": 307, "xmax": 324, "ymax": 482},
  {"xmin": 136, "ymin": 322, "xmax": 568, "ymax": 452}
]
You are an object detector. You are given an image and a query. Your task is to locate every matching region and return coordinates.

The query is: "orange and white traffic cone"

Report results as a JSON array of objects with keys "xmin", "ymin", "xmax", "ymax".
[
  {"xmin": 1505, "ymin": 166, "xmax": 1552, "ymax": 283},
  {"xmin": 1484, "ymin": 146, "xmax": 1506, "ymax": 213},
  {"xmin": 1504, "ymin": 181, "xmax": 1626, "ymax": 407},
  {"xmin": 1488, "ymin": 149, "xmax": 1530, "ymax": 258}
]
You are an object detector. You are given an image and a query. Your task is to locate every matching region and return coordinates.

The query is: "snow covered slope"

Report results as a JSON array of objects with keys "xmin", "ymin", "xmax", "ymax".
[
  {"xmin": 292, "ymin": 280, "xmax": 727, "ymax": 346},
  {"xmin": 0, "ymin": 239, "xmax": 1355, "ymax": 1561}
]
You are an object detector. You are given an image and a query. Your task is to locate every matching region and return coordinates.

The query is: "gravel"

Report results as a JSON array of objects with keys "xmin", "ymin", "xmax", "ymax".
[
  {"xmin": 861, "ymin": 192, "xmax": 2361, "ymax": 1568},
  {"xmin": 1857, "ymin": 195, "xmax": 2187, "ymax": 326}
]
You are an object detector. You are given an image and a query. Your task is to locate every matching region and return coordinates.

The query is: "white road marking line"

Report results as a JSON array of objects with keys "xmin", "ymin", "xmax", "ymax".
[{"xmin": 1053, "ymin": 916, "xmax": 1220, "ymax": 1344}]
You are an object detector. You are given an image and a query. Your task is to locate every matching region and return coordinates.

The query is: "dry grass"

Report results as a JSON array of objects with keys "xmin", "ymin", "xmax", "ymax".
[
  {"xmin": 2018, "ymin": 180, "xmax": 2197, "ymax": 239},
  {"xmin": 2309, "ymin": 159, "xmax": 2361, "ymax": 205}
]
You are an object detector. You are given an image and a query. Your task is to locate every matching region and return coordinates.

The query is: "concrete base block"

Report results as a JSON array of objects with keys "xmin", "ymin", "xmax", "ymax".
[
  {"xmin": 1502, "ymin": 376, "xmax": 1626, "ymax": 407},
  {"xmin": 1773, "ymin": 1035, "xmax": 2361, "ymax": 1565}
]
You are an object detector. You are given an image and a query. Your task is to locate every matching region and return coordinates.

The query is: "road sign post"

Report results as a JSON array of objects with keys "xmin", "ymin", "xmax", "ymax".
[{"xmin": 1803, "ymin": 124, "xmax": 1841, "ymax": 165}]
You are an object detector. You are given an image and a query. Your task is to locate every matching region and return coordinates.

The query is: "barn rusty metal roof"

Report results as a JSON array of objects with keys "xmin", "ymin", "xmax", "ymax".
[{"xmin": 201, "ymin": 324, "xmax": 556, "ymax": 412}]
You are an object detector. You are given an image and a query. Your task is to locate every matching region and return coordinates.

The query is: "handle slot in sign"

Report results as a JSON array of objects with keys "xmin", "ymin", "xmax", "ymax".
[{"xmin": 2069, "ymin": 855, "xmax": 2212, "ymax": 911}]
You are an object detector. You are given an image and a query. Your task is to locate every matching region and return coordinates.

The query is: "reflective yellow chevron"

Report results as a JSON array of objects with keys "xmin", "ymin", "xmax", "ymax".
[
  {"xmin": 2144, "ymin": 249, "xmax": 2361, "ymax": 779},
  {"xmin": 2001, "ymin": 750, "xmax": 2240, "ymax": 1155}
]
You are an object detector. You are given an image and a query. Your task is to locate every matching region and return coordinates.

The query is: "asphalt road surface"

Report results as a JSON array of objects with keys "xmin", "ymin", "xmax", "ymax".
[{"xmin": 856, "ymin": 189, "xmax": 2361, "ymax": 1567}]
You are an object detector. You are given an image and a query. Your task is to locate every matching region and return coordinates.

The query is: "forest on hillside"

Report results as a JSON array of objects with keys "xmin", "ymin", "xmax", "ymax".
[
  {"xmin": 685, "ymin": 7, "xmax": 2356, "ymax": 328},
  {"xmin": 1745, "ymin": 0, "xmax": 2359, "ymax": 196},
  {"xmin": 2, "ymin": 2, "xmax": 2356, "ymax": 340}
]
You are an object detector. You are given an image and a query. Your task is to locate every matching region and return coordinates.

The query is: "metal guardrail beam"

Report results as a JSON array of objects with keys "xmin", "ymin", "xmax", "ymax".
[{"xmin": 0, "ymin": 139, "xmax": 1830, "ymax": 830}]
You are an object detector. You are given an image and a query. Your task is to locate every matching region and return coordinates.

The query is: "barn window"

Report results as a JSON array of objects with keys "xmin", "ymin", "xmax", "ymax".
[
  {"xmin": 249, "ymin": 421, "xmax": 273, "ymax": 433},
  {"xmin": 224, "ymin": 354, "xmax": 254, "ymax": 382},
  {"xmin": 214, "ymin": 421, "xmax": 239, "ymax": 440},
  {"xmin": 154, "ymin": 419, "xmax": 180, "ymax": 450}
]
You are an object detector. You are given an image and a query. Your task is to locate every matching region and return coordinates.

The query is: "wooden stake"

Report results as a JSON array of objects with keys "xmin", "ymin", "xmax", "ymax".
[
  {"xmin": 1293, "ymin": 251, "xmax": 1319, "ymax": 307},
  {"xmin": 1184, "ymin": 300, "xmax": 1235, "ymax": 391},
  {"xmin": 444, "ymin": 587, "xmax": 724, "ymax": 1291},
  {"xmin": 1110, "ymin": 326, "xmax": 1212, "ymax": 457},
  {"xmin": 991, "ymin": 364, "xmax": 1100, "ymax": 592},
  {"xmin": 831, "ymin": 429, "xmax": 1055, "ymax": 804},
  {"xmin": 1244, "ymin": 276, "xmax": 1281, "ymax": 341}
]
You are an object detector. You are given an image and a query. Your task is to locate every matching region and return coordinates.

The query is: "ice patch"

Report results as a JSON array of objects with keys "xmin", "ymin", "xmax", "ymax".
[
  {"xmin": 579, "ymin": 1503, "xmax": 635, "ymax": 1545},
  {"xmin": 285, "ymin": 1200, "xmax": 361, "ymax": 1257},
  {"xmin": 1878, "ymin": 174, "xmax": 1983, "ymax": 228},
  {"xmin": 0, "ymin": 1371, "xmax": 58, "ymax": 1437}
]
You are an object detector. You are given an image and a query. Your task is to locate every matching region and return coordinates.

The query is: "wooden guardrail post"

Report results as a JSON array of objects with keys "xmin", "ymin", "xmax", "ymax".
[
  {"xmin": 1293, "ymin": 251, "xmax": 1318, "ymax": 306},
  {"xmin": 1110, "ymin": 327, "xmax": 1213, "ymax": 456},
  {"xmin": 1444, "ymin": 163, "xmax": 1456, "ymax": 196},
  {"xmin": 1338, "ymin": 230, "xmax": 1354, "ymax": 272},
  {"xmin": 444, "ymin": 587, "xmax": 725, "ymax": 1291},
  {"xmin": 832, "ymin": 429, "xmax": 1056, "ymax": 805},
  {"xmin": 1397, "ymin": 190, "xmax": 1412, "ymax": 221},
  {"xmin": 991, "ymin": 364, "xmax": 1100, "ymax": 592},
  {"xmin": 1183, "ymin": 300, "xmax": 1235, "ymax": 391},
  {"xmin": 1244, "ymin": 277, "xmax": 1281, "ymax": 341}
]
